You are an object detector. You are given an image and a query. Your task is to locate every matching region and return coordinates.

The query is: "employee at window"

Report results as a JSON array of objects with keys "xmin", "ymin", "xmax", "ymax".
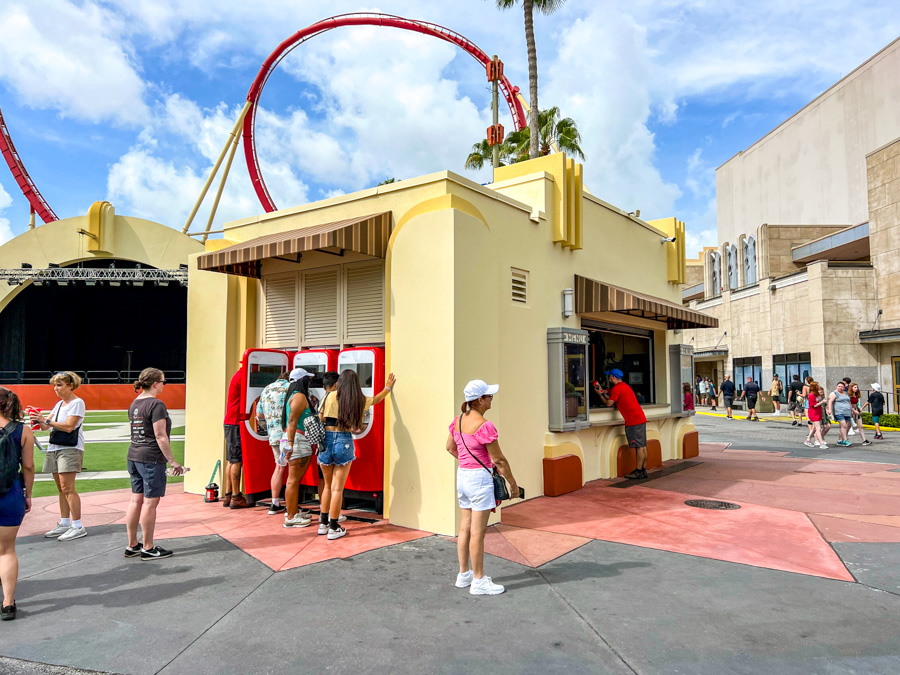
[{"xmin": 594, "ymin": 369, "xmax": 648, "ymax": 480}]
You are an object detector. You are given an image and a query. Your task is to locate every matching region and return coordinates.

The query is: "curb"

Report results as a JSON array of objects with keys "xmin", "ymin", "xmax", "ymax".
[{"xmin": 695, "ymin": 411, "xmax": 899, "ymax": 433}]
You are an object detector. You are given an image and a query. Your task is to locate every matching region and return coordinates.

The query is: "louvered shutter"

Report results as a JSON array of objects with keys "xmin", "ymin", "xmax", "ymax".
[
  {"xmin": 343, "ymin": 263, "xmax": 385, "ymax": 343},
  {"xmin": 263, "ymin": 275, "xmax": 298, "ymax": 346},
  {"xmin": 511, "ymin": 268, "xmax": 528, "ymax": 304},
  {"xmin": 302, "ymin": 268, "xmax": 340, "ymax": 345}
]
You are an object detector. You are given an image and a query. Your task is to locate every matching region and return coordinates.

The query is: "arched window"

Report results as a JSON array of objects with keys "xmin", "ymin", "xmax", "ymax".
[
  {"xmin": 744, "ymin": 236, "xmax": 757, "ymax": 284},
  {"xmin": 708, "ymin": 250, "xmax": 721, "ymax": 295},
  {"xmin": 726, "ymin": 244, "xmax": 739, "ymax": 290}
]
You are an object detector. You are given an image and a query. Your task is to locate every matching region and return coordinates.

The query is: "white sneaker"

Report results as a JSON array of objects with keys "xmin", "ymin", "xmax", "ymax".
[
  {"xmin": 317, "ymin": 523, "xmax": 328, "ymax": 535},
  {"xmin": 455, "ymin": 570, "xmax": 474, "ymax": 588},
  {"xmin": 57, "ymin": 526, "xmax": 87, "ymax": 542},
  {"xmin": 819, "ymin": 444, "xmax": 828, "ymax": 449},
  {"xmin": 848, "ymin": 428, "xmax": 856, "ymax": 436},
  {"xmin": 327, "ymin": 526, "xmax": 347, "ymax": 540},
  {"xmin": 283, "ymin": 513, "xmax": 311, "ymax": 528},
  {"xmin": 338, "ymin": 514, "xmax": 347, "ymax": 523},
  {"xmin": 469, "ymin": 575, "xmax": 505, "ymax": 595},
  {"xmin": 803, "ymin": 440, "xmax": 814, "ymax": 447},
  {"xmin": 44, "ymin": 522, "xmax": 70, "ymax": 538}
]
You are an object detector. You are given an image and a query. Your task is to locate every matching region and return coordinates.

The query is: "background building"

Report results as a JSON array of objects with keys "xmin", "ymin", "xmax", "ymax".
[{"xmin": 683, "ymin": 37, "xmax": 900, "ymax": 408}]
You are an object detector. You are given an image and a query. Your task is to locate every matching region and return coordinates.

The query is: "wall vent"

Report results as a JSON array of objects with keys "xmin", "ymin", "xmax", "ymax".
[{"xmin": 511, "ymin": 268, "xmax": 528, "ymax": 304}]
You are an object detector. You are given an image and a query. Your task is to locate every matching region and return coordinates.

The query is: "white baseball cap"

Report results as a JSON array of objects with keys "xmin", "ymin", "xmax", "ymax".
[
  {"xmin": 464, "ymin": 379, "xmax": 499, "ymax": 402},
  {"xmin": 871, "ymin": 383, "xmax": 882, "ymax": 391},
  {"xmin": 289, "ymin": 368, "xmax": 312, "ymax": 382}
]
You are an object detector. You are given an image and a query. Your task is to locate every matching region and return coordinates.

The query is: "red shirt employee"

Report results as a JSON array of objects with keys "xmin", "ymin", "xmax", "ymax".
[
  {"xmin": 594, "ymin": 369, "xmax": 648, "ymax": 480},
  {"xmin": 222, "ymin": 370, "xmax": 249, "ymax": 509}
]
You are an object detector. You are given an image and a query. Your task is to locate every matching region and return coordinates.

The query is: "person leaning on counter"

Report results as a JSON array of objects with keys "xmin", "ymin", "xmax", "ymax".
[{"xmin": 593, "ymin": 369, "xmax": 648, "ymax": 480}]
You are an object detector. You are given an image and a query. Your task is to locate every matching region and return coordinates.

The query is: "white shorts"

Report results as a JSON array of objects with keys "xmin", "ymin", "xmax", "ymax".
[
  {"xmin": 270, "ymin": 441, "xmax": 287, "ymax": 467},
  {"xmin": 457, "ymin": 467, "xmax": 495, "ymax": 511}
]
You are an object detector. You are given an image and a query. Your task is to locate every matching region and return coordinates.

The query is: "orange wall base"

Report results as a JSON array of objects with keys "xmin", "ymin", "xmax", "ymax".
[
  {"xmin": 617, "ymin": 439, "xmax": 663, "ymax": 477},
  {"xmin": 4, "ymin": 385, "xmax": 186, "ymax": 411},
  {"xmin": 543, "ymin": 455, "xmax": 583, "ymax": 497},
  {"xmin": 682, "ymin": 430, "xmax": 699, "ymax": 458}
]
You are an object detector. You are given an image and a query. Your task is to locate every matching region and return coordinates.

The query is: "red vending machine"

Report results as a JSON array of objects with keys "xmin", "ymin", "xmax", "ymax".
[
  {"xmin": 292, "ymin": 349, "xmax": 338, "ymax": 495},
  {"xmin": 339, "ymin": 347, "xmax": 386, "ymax": 512},
  {"xmin": 239, "ymin": 348, "xmax": 292, "ymax": 496}
]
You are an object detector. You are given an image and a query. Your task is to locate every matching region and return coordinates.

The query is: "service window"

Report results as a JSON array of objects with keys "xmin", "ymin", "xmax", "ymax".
[{"xmin": 586, "ymin": 326, "xmax": 654, "ymax": 407}]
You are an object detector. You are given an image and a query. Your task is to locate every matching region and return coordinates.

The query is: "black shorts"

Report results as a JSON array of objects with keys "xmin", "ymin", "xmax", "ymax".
[
  {"xmin": 625, "ymin": 423, "xmax": 647, "ymax": 449},
  {"xmin": 224, "ymin": 424, "xmax": 242, "ymax": 463},
  {"xmin": 746, "ymin": 396, "xmax": 758, "ymax": 409},
  {"xmin": 789, "ymin": 400, "xmax": 802, "ymax": 411},
  {"xmin": 128, "ymin": 460, "xmax": 167, "ymax": 498}
]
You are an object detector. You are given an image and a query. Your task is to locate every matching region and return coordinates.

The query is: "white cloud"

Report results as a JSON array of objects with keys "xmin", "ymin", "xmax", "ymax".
[
  {"xmin": 0, "ymin": 182, "xmax": 15, "ymax": 245},
  {"xmin": 543, "ymin": 8, "xmax": 682, "ymax": 219},
  {"xmin": 0, "ymin": 1, "xmax": 148, "ymax": 124}
]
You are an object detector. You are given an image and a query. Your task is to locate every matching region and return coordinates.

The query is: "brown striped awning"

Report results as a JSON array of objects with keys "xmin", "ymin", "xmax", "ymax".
[
  {"xmin": 197, "ymin": 212, "xmax": 392, "ymax": 278},
  {"xmin": 575, "ymin": 274, "xmax": 718, "ymax": 330}
]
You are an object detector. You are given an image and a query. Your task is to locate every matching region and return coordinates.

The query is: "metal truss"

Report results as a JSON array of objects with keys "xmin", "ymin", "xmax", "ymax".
[{"xmin": 0, "ymin": 267, "xmax": 188, "ymax": 286}]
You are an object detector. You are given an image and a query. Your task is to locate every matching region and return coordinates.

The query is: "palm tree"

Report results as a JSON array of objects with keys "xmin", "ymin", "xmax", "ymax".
[
  {"xmin": 464, "ymin": 138, "xmax": 519, "ymax": 170},
  {"xmin": 505, "ymin": 107, "xmax": 584, "ymax": 160},
  {"xmin": 495, "ymin": 0, "xmax": 566, "ymax": 159}
]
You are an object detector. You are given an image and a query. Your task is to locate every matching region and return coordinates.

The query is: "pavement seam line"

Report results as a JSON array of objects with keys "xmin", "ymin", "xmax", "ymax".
[
  {"xmin": 534, "ymin": 567, "xmax": 639, "ymax": 674},
  {"xmin": 155, "ymin": 564, "xmax": 275, "ymax": 674},
  {"xmin": 19, "ymin": 542, "xmax": 124, "ymax": 580}
]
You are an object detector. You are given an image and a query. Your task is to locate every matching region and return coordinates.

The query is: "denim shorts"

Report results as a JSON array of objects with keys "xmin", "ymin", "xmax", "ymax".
[
  {"xmin": 128, "ymin": 460, "xmax": 167, "ymax": 498},
  {"xmin": 834, "ymin": 414, "xmax": 851, "ymax": 423},
  {"xmin": 318, "ymin": 431, "xmax": 356, "ymax": 467}
]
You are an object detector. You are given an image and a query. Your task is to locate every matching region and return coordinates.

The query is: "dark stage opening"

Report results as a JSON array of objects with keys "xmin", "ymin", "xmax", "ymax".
[{"xmin": 0, "ymin": 260, "xmax": 187, "ymax": 383}]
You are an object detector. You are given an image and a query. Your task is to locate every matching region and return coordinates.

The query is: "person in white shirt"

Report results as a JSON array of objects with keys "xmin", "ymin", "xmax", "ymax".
[{"xmin": 30, "ymin": 372, "xmax": 87, "ymax": 541}]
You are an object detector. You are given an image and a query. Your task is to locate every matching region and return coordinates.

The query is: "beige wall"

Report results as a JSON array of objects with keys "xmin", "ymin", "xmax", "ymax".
[
  {"xmin": 758, "ymin": 225, "xmax": 849, "ymax": 279},
  {"xmin": 717, "ymin": 38, "xmax": 900, "ymax": 247},
  {"xmin": 869, "ymin": 138, "xmax": 900, "ymax": 330}
]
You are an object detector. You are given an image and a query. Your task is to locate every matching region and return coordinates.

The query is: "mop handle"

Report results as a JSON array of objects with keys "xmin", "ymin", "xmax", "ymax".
[{"xmin": 208, "ymin": 459, "xmax": 221, "ymax": 485}]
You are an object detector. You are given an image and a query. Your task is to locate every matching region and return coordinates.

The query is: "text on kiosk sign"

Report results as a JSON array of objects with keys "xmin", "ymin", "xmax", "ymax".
[{"xmin": 561, "ymin": 332, "xmax": 588, "ymax": 344}]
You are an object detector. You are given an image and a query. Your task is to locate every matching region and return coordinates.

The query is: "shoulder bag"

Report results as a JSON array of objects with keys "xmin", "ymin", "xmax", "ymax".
[
  {"xmin": 49, "ymin": 402, "xmax": 81, "ymax": 447},
  {"xmin": 303, "ymin": 394, "xmax": 326, "ymax": 447},
  {"xmin": 457, "ymin": 416, "xmax": 509, "ymax": 502}
]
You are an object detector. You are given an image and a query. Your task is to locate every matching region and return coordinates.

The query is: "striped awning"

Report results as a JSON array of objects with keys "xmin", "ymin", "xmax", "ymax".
[
  {"xmin": 575, "ymin": 274, "xmax": 718, "ymax": 330},
  {"xmin": 197, "ymin": 212, "xmax": 392, "ymax": 278}
]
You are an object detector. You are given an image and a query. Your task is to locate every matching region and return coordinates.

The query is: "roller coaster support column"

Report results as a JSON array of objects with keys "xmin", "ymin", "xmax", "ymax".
[
  {"xmin": 182, "ymin": 100, "xmax": 252, "ymax": 235},
  {"xmin": 201, "ymin": 129, "xmax": 241, "ymax": 244}
]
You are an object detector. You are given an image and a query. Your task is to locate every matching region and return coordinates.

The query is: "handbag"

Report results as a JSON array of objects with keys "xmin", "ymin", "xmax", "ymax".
[
  {"xmin": 49, "ymin": 402, "xmax": 80, "ymax": 447},
  {"xmin": 458, "ymin": 416, "xmax": 509, "ymax": 502},
  {"xmin": 303, "ymin": 406, "xmax": 326, "ymax": 447}
]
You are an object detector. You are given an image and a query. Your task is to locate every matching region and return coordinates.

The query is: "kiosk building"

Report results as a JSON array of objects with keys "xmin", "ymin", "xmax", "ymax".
[{"xmin": 184, "ymin": 154, "xmax": 716, "ymax": 535}]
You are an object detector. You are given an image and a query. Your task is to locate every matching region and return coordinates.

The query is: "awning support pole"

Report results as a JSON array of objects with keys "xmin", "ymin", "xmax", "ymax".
[{"xmin": 182, "ymin": 100, "xmax": 252, "ymax": 235}]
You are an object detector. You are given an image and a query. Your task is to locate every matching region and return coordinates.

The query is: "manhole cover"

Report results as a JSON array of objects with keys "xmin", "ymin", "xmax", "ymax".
[{"xmin": 684, "ymin": 499, "xmax": 741, "ymax": 510}]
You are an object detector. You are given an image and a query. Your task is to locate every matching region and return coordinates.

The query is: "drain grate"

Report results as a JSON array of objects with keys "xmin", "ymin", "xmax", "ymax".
[{"xmin": 684, "ymin": 499, "xmax": 741, "ymax": 510}]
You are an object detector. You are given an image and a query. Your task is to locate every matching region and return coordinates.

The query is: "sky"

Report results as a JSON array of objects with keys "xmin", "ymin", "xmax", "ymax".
[{"xmin": 0, "ymin": 0, "xmax": 898, "ymax": 254}]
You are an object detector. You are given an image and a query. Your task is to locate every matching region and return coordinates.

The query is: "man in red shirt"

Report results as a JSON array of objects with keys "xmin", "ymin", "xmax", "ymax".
[
  {"xmin": 223, "ymin": 369, "xmax": 250, "ymax": 509},
  {"xmin": 594, "ymin": 369, "xmax": 648, "ymax": 480}
]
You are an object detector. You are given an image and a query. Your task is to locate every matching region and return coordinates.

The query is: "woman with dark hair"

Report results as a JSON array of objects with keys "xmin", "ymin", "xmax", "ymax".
[
  {"xmin": 318, "ymin": 369, "xmax": 395, "ymax": 539},
  {"xmin": 683, "ymin": 383, "xmax": 695, "ymax": 412},
  {"xmin": 0, "ymin": 388, "xmax": 35, "ymax": 620},
  {"xmin": 124, "ymin": 368, "xmax": 184, "ymax": 560},
  {"xmin": 281, "ymin": 368, "xmax": 317, "ymax": 528},
  {"xmin": 446, "ymin": 380, "xmax": 518, "ymax": 595},
  {"xmin": 30, "ymin": 371, "xmax": 86, "ymax": 541}
]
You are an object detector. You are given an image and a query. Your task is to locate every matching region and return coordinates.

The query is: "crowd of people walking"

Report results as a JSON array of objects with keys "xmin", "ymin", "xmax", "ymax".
[{"xmin": 692, "ymin": 373, "xmax": 888, "ymax": 449}]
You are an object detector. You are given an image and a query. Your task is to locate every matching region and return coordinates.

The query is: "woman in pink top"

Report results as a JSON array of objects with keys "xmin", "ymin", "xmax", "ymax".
[{"xmin": 446, "ymin": 380, "xmax": 518, "ymax": 596}]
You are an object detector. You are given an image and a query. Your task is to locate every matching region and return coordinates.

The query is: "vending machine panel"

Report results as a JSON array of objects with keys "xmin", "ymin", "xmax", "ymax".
[
  {"xmin": 338, "ymin": 347, "xmax": 385, "ymax": 505},
  {"xmin": 240, "ymin": 348, "xmax": 291, "ymax": 495}
]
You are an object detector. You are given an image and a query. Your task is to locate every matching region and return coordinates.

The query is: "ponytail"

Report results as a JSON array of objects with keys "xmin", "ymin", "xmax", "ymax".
[{"xmin": 134, "ymin": 367, "xmax": 165, "ymax": 392}]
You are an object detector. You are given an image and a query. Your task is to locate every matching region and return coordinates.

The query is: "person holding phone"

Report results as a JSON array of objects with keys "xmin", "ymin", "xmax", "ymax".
[
  {"xmin": 446, "ymin": 380, "xmax": 519, "ymax": 596},
  {"xmin": 30, "ymin": 371, "xmax": 87, "ymax": 542},
  {"xmin": 124, "ymin": 368, "xmax": 184, "ymax": 561}
]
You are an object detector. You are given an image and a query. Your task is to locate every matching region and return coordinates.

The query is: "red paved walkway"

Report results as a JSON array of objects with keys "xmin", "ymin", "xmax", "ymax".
[{"xmin": 21, "ymin": 443, "xmax": 900, "ymax": 580}]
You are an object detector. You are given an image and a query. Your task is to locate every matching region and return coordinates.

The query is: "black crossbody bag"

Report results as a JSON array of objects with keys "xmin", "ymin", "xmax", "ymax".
[
  {"xmin": 458, "ymin": 416, "xmax": 509, "ymax": 502},
  {"xmin": 49, "ymin": 402, "xmax": 81, "ymax": 447}
]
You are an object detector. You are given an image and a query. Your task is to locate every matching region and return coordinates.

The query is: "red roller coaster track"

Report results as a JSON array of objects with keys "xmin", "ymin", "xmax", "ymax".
[
  {"xmin": 0, "ymin": 105, "xmax": 58, "ymax": 223},
  {"xmin": 243, "ymin": 13, "xmax": 527, "ymax": 213}
]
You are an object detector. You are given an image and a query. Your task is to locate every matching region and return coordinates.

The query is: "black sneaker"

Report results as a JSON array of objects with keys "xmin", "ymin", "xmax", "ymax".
[
  {"xmin": 640, "ymin": 468, "xmax": 649, "ymax": 478},
  {"xmin": 141, "ymin": 546, "xmax": 173, "ymax": 561},
  {"xmin": 625, "ymin": 469, "xmax": 644, "ymax": 480},
  {"xmin": 267, "ymin": 503, "xmax": 286, "ymax": 515},
  {"xmin": 124, "ymin": 542, "xmax": 143, "ymax": 558},
  {"xmin": 862, "ymin": 440, "xmax": 873, "ymax": 446},
  {"xmin": 0, "ymin": 602, "xmax": 15, "ymax": 621}
]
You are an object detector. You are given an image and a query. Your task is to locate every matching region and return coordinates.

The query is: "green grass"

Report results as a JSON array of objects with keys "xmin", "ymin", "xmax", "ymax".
[
  {"xmin": 36, "ymin": 441, "xmax": 185, "ymax": 473},
  {"xmin": 170, "ymin": 426, "xmax": 185, "ymax": 436},
  {"xmin": 32, "ymin": 475, "xmax": 184, "ymax": 498}
]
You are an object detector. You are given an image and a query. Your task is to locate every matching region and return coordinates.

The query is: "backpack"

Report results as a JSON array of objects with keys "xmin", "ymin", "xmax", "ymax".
[{"xmin": 0, "ymin": 422, "xmax": 23, "ymax": 496}]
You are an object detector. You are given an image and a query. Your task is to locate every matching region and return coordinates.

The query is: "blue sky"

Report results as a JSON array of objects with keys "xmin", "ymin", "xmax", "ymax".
[{"xmin": 1, "ymin": 0, "xmax": 898, "ymax": 254}]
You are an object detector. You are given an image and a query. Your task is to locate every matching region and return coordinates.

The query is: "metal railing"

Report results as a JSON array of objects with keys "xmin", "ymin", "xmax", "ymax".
[{"xmin": 0, "ymin": 370, "xmax": 186, "ymax": 385}]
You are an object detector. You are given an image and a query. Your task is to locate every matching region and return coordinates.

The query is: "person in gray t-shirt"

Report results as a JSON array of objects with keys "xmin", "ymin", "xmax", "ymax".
[{"xmin": 827, "ymin": 382, "xmax": 853, "ymax": 447}]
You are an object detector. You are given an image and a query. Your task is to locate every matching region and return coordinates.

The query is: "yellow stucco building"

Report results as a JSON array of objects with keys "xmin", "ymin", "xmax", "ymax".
[{"xmin": 184, "ymin": 155, "xmax": 715, "ymax": 535}]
